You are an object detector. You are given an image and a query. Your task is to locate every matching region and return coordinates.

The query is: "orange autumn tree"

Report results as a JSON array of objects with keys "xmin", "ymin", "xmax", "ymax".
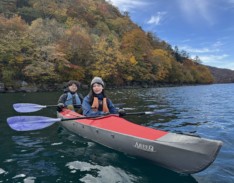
[
  {"xmin": 57, "ymin": 25, "xmax": 92, "ymax": 81},
  {"xmin": 150, "ymin": 49, "xmax": 173, "ymax": 82},
  {"xmin": 121, "ymin": 29, "xmax": 152, "ymax": 58},
  {"xmin": 120, "ymin": 29, "xmax": 154, "ymax": 83},
  {"xmin": 90, "ymin": 36, "xmax": 127, "ymax": 85},
  {"xmin": 182, "ymin": 59, "xmax": 214, "ymax": 83},
  {"xmin": 22, "ymin": 18, "xmax": 69, "ymax": 83},
  {"xmin": 0, "ymin": 15, "xmax": 32, "ymax": 85}
]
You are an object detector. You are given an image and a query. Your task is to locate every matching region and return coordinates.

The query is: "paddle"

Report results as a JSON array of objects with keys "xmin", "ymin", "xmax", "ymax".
[
  {"xmin": 13, "ymin": 103, "xmax": 134, "ymax": 113},
  {"xmin": 7, "ymin": 115, "xmax": 101, "ymax": 131},
  {"xmin": 13, "ymin": 103, "xmax": 81, "ymax": 113},
  {"xmin": 7, "ymin": 111, "xmax": 158, "ymax": 131}
]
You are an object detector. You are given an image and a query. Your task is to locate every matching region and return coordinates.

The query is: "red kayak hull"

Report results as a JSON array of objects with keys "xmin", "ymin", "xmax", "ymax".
[{"xmin": 58, "ymin": 109, "xmax": 222, "ymax": 174}]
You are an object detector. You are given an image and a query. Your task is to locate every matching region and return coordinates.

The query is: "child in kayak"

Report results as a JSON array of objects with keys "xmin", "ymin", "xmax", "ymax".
[
  {"xmin": 82, "ymin": 77, "xmax": 124, "ymax": 117},
  {"xmin": 57, "ymin": 80, "xmax": 83, "ymax": 114}
]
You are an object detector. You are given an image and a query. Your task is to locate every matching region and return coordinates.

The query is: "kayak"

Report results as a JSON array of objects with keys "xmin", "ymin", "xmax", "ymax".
[{"xmin": 57, "ymin": 109, "xmax": 222, "ymax": 174}]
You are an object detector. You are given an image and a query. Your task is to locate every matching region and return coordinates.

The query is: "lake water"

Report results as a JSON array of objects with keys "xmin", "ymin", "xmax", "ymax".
[{"xmin": 0, "ymin": 84, "xmax": 233, "ymax": 183}]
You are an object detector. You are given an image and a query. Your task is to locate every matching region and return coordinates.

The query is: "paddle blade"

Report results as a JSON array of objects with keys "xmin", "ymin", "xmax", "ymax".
[
  {"xmin": 13, "ymin": 103, "xmax": 46, "ymax": 113},
  {"xmin": 7, "ymin": 116, "xmax": 61, "ymax": 131}
]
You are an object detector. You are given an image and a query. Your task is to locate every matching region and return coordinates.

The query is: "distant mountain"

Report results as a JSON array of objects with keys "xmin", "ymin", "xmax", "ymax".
[{"xmin": 207, "ymin": 66, "xmax": 234, "ymax": 83}]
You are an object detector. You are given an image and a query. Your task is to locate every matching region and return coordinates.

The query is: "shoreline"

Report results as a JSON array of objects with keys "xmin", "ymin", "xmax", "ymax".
[{"xmin": 1, "ymin": 82, "xmax": 230, "ymax": 94}]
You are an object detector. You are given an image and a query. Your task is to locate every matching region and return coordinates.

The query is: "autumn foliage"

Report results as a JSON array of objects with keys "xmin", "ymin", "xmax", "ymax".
[{"xmin": 0, "ymin": 0, "xmax": 214, "ymax": 88}]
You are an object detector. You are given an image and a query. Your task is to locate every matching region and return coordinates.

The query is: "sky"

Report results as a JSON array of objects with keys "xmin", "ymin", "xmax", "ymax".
[{"xmin": 107, "ymin": 0, "xmax": 234, "ymax": 70}]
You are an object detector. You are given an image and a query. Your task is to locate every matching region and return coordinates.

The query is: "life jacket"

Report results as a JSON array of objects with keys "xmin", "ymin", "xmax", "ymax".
[
  {"xmin": 91, "ymin": 97, "xmax": 109, "ymax": 113},
  {"xmin": 65, "ymin": 92, "xmax": 82, "ymax": 108}
]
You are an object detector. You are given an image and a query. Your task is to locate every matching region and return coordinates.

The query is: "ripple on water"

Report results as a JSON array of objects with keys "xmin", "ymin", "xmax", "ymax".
[
  {"xmin": 66, "ymin": 161, "xmax": 138, "ymax": 183},
  {"xmin": 0, "ymin": 168, "xmax": 6, "ymax": 175}
]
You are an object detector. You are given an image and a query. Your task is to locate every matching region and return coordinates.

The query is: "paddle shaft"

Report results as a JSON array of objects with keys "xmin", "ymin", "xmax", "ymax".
[
  {"xmin": 59, "ymin": 111, "xmax": 153, "ymax": 121},
  {"xmin": 125, "ymin": 111, "xmax": 153, "ymax": 115},
  {"xmin": 60, "ymin": 115, "xmax": 103, "ymax": 121}
]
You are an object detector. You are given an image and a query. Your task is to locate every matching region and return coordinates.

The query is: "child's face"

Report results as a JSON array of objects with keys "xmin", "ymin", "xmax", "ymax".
[
  {"xmin": 68, "ymin": 83, "xmax": 78, "ymax": 92},
  {"xmin": 92, "ymin": 83, "xmax": 103, "ymax": 94}
]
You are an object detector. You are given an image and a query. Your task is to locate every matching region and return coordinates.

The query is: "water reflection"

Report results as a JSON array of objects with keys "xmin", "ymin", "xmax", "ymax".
[
  {"xmin": 66, "ymin": 161, "xmax": 137, "ymax": 183},
  {"xmin": 5, "ymin": 135, "xmax": 60, "ymax": 182}
]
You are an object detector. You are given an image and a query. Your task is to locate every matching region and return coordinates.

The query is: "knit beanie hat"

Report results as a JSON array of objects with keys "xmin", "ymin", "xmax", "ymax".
[{"xmin": 90, "ymin": 77, "xmax": 104, "ymax": 87}]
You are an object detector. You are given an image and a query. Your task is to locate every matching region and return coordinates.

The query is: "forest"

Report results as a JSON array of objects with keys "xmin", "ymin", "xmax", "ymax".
[{"xmin": 0, "ymin": 0, "xmax": 214, "ymax": 90}]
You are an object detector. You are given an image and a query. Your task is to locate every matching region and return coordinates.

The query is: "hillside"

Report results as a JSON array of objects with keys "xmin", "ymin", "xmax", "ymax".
[
  {"xmin": 0, "ymin": 0, "xmax": 224, "ymax": 92},
  {"xmin": 208, "ymin": 66, "xmax": 234, "ymax": 83}
]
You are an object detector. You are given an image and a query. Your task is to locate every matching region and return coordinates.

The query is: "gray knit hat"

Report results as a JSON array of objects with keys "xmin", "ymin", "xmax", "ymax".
[{"xmin": 90, "ymin": 77, "xmax": 104, "ymax": 87}]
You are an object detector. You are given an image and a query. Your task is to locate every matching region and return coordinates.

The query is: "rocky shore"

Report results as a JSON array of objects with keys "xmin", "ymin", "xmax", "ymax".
[
  {"xmin": 0, "ymin": 80, "xmax": 202, "ymax": 93},
  {"xmin": 0, "ymin": 81, "xmax": 66, "ymax": 93}
]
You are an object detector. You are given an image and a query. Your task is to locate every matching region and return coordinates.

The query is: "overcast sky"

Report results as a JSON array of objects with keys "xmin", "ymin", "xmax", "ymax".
[{"xmin": 107, "ymin": 0, "xmax": 234, "ymax": 70}]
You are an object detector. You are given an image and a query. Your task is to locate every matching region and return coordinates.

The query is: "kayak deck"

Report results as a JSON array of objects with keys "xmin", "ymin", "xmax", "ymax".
[{"xmin": 60, "ymin": 109, "xmax": 168, "ymax": 140}]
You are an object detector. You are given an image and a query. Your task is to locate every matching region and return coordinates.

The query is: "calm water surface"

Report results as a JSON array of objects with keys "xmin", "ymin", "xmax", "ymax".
[{"xmin": 0, "ymin": 84, "xmax": 233, "ymax": 183}]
